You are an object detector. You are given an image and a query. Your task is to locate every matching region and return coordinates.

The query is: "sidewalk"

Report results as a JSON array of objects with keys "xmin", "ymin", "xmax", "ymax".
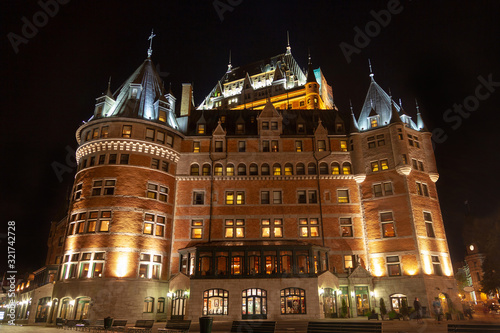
[{"xmin": 1, "ymin": 314, "xmax": 498, "ymax": 333}]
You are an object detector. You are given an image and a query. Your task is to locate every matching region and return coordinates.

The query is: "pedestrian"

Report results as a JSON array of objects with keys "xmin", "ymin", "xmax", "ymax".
[
  {"xmin": 432, "ymin": 297, "xmax": 442, "ymax": 323},
  {"xmin": 413, "ymin": 297, "xmax": 423, "ymax": 323},
  {"xmin": 462, "ymin": 302, "xmax": 473, "ymax": 319}
]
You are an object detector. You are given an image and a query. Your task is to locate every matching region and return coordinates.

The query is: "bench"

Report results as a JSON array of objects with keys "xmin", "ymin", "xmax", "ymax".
[
  {"xmin": 86, "ymin": 319, "xmax": 105, "ymax": 332},
  {"xmin": 448, "ymin": 324, "xmax": 500, "ymax": 332},
  {"xmin": 106, "ymin": 319, "xmax": 128, "ymax": 332},
  {"xmin": 56, "ymin": 318, "xmax": 65, "ymax": 329},
  {"xmin": 307, "ymin": 321, "xmax": 382, "ymax": 333},
  {"xmin": 125, "ymin": 320, "xmax": 155, "ymax": 333},
  {"xmin": 230, "ymin": 320, "xmax": 276, "ymax": 333},
  {"xmin": 158, "ymin": 320, "xmax": 191, "ymax": 333}
]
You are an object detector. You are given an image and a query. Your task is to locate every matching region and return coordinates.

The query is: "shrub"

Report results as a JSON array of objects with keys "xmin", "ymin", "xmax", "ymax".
[
  {"xmin": 388, "ymin": 310, "xmax": 398, "ymax": 320},
  {"xmin": 401, "ymin": 299, "xmax": 409, "ymax": 317},
  {"xmin": 341, "ymin": 298, "xmax": 348, "ymax": 318},
  {"xmin": 380, "ymin": 298, "xmax": 387, "ymax": 316}
]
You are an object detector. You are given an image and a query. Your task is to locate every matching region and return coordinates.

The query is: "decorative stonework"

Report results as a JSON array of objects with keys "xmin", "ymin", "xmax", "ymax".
[
  {"xmin": 429, "ymin": 172, "xmax": 439, "ymax": 182},
  {"xmin": 396, "ymin": 165, "xmax": 412, "ymax": 176},
  {"xmin": 75, "ymin": 139, "xmax": 180, "ymax": 163}
]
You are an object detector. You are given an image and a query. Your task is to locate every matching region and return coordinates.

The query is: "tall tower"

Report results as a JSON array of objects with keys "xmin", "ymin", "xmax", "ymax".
[
  {"xmin": 305, "ymin": 54, "xmax": 321, "ymax": 109},
  {"xmin": 52, "ymin": 57, "xmax": 182, "ymax": 322}
]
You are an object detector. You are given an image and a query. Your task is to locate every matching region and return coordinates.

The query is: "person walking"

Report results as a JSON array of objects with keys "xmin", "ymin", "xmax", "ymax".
[
  {"xmin": 413, "ymin": 297, "xmax": 423, "ymax": 323},
  {"xmin": 432, "ymin": 297, "xmax": 442, "ymax": 323}
]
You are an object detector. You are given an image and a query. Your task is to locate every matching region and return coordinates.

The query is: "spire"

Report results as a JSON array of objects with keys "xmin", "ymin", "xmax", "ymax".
[
  {"xmin": 147, "ymin": 29, "xmax": 156, "ymax": 58},
  {"xmin": 306, "ymin": 50, "xmax": 317, "ymax": 83},
  {"xmin": 389, "ymin": 98, "xmax": 403, "ymax": 124},
  {"xmin": 227, "ymin": 50, "xmax": 232, "ymax": 72},
  {"xmin": 368, "ymin": 58, "xmax": 374, "ymax": 81},
  {"xmin": 349, "ymin": 99, "xmax": 359, "ymax": 133},
  {"xmin": 106, "ymin": 77, "xmax": 113, "ymax": 98},
  {"xmin": 416, "ymin": 99, "xmax": 429, "ymax": 131},
  {"xmin": 286, "ymin": 31, "xmax": 291, "ymax": 55}
]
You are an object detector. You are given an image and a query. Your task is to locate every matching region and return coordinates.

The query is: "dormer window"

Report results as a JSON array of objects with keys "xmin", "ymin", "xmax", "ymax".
[
  {"xmin": 220, "ymin": 116, "xmax": 226, "ymax": 124},
  {"xmin": 297, "ymin": 123, "xmax": 305, "ymax": 133},
  {"xmin": 271, "ymin": 122, "xmax": 278, "ymax": 130},
  {"xmin": 262, "ymin": 122, "xmax": 269, "ymax": 130},
  {"xmin": 336, "ymin": 123, "xmax": 344, "ymax": 132},
  {"xmin": 370, "ymin": 116, "xmax": 378, "ymax": 128},
  {"xmin": 236, "ymin": 123, "xmax": 244, "ymax": 134},
  {"xmin": 197, "ymin": 124, "xmax": 205, "ymax": 134},
  {"xmin": 159, "ymin": 110, "xmax": 166, "ymax": 123}
]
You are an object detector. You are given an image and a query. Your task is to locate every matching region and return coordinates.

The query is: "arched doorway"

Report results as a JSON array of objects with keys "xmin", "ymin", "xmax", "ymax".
[
  {"xmin": 171, "ymin": 290, "xmax": 187, "ymax": 319},
  {"xmin": 439, "ymin": 293, "xmax": 450, "ymax": 315},
  {"xmin": 74, "ymin": 297, "xmax": 91, "ymax": 320},
  {"xmin": 59, "ymin": 298, "xmax": 73, "ymax": 320},
  {"xmin": 390, "ymin": 293, "xmax": 407, "ymax": 313},
  {"xmin": 35, "ymin": 297, "xmax": 51, "ymax": 323}
]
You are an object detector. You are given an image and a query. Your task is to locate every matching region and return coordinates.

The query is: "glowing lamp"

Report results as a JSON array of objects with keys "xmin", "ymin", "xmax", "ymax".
[
  {"xmin": 319, "ymin": 288, "xmax": 324, "ymax": 295},
  {"xmin": 337, "ymin": 290, "xmax": 342, "ymax": 295},
  {"xmin": 184, "ymin": 290, "xmax": 189, "ymax": 297},
  {"xmin": 47, "ymin": 301, "xmax": 52, "ymax": 307},
  {"xmin": 167, "ymin": 292, "xmax": 172, "ymax": 298},
  {"xmin": 69, "ymin": 300, "xmax": 75, "ymax": 306}
]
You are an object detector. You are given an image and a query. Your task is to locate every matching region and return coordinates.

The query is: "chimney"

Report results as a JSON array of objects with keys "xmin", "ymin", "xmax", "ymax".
[{"xmin": 180, "ymin": 83, "xmax": 193, "ymax": 117}]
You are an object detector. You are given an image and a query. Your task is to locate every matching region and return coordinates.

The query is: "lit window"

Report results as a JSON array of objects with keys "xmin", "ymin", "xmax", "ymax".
[
  {"xmin": 261, "ymin": 219, "xmax": 283, "ymax": 238},
  {"xmin": 295, "ymin": 141, "xmax": 302, "ymax": 152},
  {"xmin": 224, "ymin": 219, "xmax": 245, "ymax": 238},
  {"xmin": 370, "ymin": 117, "xmax": 378, "ymax": 128},
  {"xmin": 122, "ymin": 125, "xmax": 132, "ymax": 138},
  {"xmin": 242, "ymin": 288, "xmax": 267, "ymax": 319},
  {"xmin": 190, "ymin": 164, "xmax": 200, "ymax": 176},
  {"xmin": 340, "ymin": 140, "xmax": 347, "ymax": 152},
  {"xmin": 159, "ymin": 111, "xmax": 167, "ymax": 123},
  {"xmin": 280, "ymin": 288, "xmax": 306, "ymax": 314},
  {"xmin": 273, "ymin": 164, "xmax": 281, "ymax": 176},
  {"xmin": 380, "ymin": 212, "xmax": 396, "ymax": 238},
  {"xmin": 284, "ymin": 163, "xmax": 293, "ymax": 175},
  {"xmin": 214, "ymin": 164, "xmax": 223, "ymax": 176},
  {"xmin": 92, "ymin": 128, "xmax": 99, "ymax": 139},
  {"xmin": 226, "ymin": 164, "xmax": 235, "ymax": 176},
  {"xmin": 380, "ymin": 159, "xmax": 389, "ymax": 170},
  {"xmin": 197, "ymin": 124, "xmax": 205, "ymax": 134},
  {"xmin": 203, "ymin": 289, "xmax": 228, "ymax": 316},
  {"xmin": 202, "ymin": 164, "xmax": 211, "ymax": 175},
  {"xmin": 249, "ymin": 164, "xmax": 258, "ymax": 175},
  {"xmin": 340, "ymin": 217, "xmax": 353, "ymax": 237},
  {"xmin": 238, "ymin": 141, "xmax": 246, "ymax": 152},
  {"xmin": 387, "ymin": 256, "xmax": 401, "ymax": 276},
  {"xmin": 337, "ymin": 190, "xmax": 349, "ymax": 203},
  {"xmin": 371, "ymin": 161, "xmax": 380, "ymax": 172},
  {"xmin": 215, "ymin": 141, "xmax": 223, "ymax": 152},
  {"xmin": 193, "ymin": 142, "xmax": 200, "ymax": 153},
  {"xmin": 317, "ymin": 140, "xmax": 326, "ymax": 152},
  {"xmin": 191, "ymin": 220, "xmax": 203, "ymax": 239},
  {"xmin": 272, "ymin": 140, "xmax": 279, "ymax": 152},
  {"xmin": 100, "ymin": 126, "xmax": 109, "ymax": 138},
  {"xmin": 344, "ymin": 255, "xmax": 354, "ymax": 270},
  {"xmin": 139, "ymin": 254, "xmax": 161, "ymax": 279},
  {"xmin": 146, "ymin": 183, "xmax": 168, "ymax": 202},
  {"xmin": 299, "ymin": 218, "xmax": 319, "ymax": 238},
  {"xmin": 342, "ymin": 163, "xmax": 352, "ymax": 174},
  {"xmin": 331, "ymin": 163, "xmax": 340, "ymax": 175}
]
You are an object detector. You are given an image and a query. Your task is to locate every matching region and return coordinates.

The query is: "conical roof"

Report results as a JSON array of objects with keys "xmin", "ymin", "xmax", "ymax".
[{"xmin": 103, "ymin": 58, "xmax": 179, "ymax": 129}]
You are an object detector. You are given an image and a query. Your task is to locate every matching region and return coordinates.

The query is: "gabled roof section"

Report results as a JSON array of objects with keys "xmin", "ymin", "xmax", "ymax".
[
  {"xmin": 258, "ymin": 100, "xmax": 282, "ymax": 119},
  {"xmin": 101, "ymin": 59, "xmax": 179, "ymax": 129},
  {"xmin": 357, "ymin": 76, "xmax": 400, "ymax": 131}
]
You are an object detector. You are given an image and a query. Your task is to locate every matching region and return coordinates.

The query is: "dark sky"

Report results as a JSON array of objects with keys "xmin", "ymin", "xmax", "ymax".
[{"xmin": 1, "ymin": 1, "xmax": 500, "ymax": 273}]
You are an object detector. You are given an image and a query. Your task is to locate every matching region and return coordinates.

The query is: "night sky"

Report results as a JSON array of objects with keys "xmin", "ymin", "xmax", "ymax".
[{"xmin": 1, "ymin": 1, "xmax": 500, "ymax": 274}]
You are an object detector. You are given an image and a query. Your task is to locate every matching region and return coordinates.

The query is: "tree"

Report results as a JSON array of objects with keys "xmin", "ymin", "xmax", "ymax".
[
  {"xmin": 341, "ymin": 298, "xmax": 348, "ymax": 318},
  {"xmin": 401, "ymin": 299, "xmax": 409, "ymax": 317}
]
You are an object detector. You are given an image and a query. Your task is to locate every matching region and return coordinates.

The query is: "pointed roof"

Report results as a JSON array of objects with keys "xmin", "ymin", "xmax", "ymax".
[
  {"xmin": 102, "ymin": 58, "xmax": 179, "ymax": 129},
  {"xmin": 389, "ymin": 100, "xmax": 402, "ymax": 124},
  {"xmin": 306, "ymin": 53, "xmax": 317, "ymax": 84},
  {"xmin": 105, "ymin": 77, "xmax": 113, "ymax": 98},
  {"xmin": 357, "ymin": 76, "xmax": 400, "ymax": 131},
  {"xmin": 212, "ymin": 120, "xmax": 226, "ymax": 136},
  {"xmin": 349, "ymin": 100, "xmax": 359, "ymax": 133},
  {"xmin": 416, "ymin": 101, "xmax": 429, "ymax": 132},
  {"xmin": 258, "ymin": 100, "xmax": 282, "ymax": 119},
  {"xmin": 314, "ymin": 118, "xmax": 328, "ymax": 136}
]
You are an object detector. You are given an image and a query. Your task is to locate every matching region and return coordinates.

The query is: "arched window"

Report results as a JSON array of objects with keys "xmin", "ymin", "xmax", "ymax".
[
  {"xmin": 249, "ymin": 163, "xmax": 258, "ymax": 175},
  {"xmin": 308, "ymin": 163, "xmax": 317, "ymax": 175},
  {"xmin": 226, "ymin": 164, "xmax": 235, "ymax": 176},
  {"xmin": 237, "ymin": 164, "xmax": 246, "ymax": 175},
  {"xmin": 190, "ymin": 164, "xmax": 199, "ymax": 176},
  {"xmin": 280, "ymin": 288, "xmax": 306, "ymax": 314},
  {"xmin": 214, "ymin": 163, "xmax": 223, "ymax": 176},
  {"xmin": 342, "ymin": 162, "xmax": 352, "ymax": 175},
  {"xmin": 319, "ymin": 163, "xmax": 328, "ymax": 175},
  {"xmin": 171, "ymin": 290, "xmax": 187, "ymax": 319},
  {"xmin": 74, "ymin": 297, "xmax": 91, "ymax": 320},
  {"xmin": 273, "ymin": 163, "xmax": 281, "ymax": 176},
  {"xmin": 35, "ymin": 297, "xmax": 51, "ymax": 323},
  {"xmin": 331, "ymin": 162, "xmax": 340, "ymax": 175},
  {"xmin": 203, "ymin": 289, "xmax": 228, "ymax": 315},
  {"xmin": 261, "ymin": 164, "xmax": 270, "ymax": 176},
  {"xmin": 296, "ymin": 163, "xmax": 305, "ymax": 175},
  {"xmin": 242, "ymin": 288, "xmax": 268, "ymax": 319},
  {"xmin": 284, "ymin": 163, "xmax": 293, "ymax": 175},
  {"xmin": 157, "ymin": 297, "xmax": 165, "ymax": 313},
  {"xmin": 143, "ymin": 297, "xmax": 154, "ymax": 313},
  {"xmin": 202, "ymin": 164, "xmax": 211, "ymax": 176},
  {"xmin": 389, "ymin": 293, "xmax": 407, "ymax": 313},
  {"xmin": 59, "ymin": 298, "xmax": 72, "ymax": 320}
]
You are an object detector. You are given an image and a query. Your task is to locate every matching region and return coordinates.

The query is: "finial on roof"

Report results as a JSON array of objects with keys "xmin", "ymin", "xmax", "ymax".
[
  {"xmin": 286, "ymin": 31, "xmax": 291, "ymax": 55},
  {"xmin": 106, "ymin": 76, "xmax": 113, "ymax": 97},
  {"xmin": 349, "ymin": 99, "xmax": 354, "ymax": 114},
  {"xmin": 388, "ymin": 88, "xmax": 392, "ymax": 99},
  {"xmin": 227, "ymin": 50, "xmax": 232, "ymax": 72},
  {"xmin": 415, "ymin": 99, "xmax": 420, "ymax": 113},
  {"xmin": 147, "ymin": 29, "xmax": 156, "ymax": 58},
  {"xmin": 368, "ymin": 59, "xmax": 374, "ymax": 80},
  {"xmin": 399, "ymin": 98, "xmax": 403, "ymax": 108},
  {"xmin": 308, "ymin": 48, "xmax": 311, "ymax": 65}
]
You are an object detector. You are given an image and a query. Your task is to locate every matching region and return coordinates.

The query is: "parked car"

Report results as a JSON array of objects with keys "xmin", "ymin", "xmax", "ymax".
[{"xmin": 486, "ymin": 299, "xmax": 500, "ymax": 314}]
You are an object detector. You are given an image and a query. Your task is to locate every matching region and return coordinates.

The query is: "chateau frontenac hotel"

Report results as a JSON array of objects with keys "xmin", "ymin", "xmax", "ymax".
[{"xmin": 14, "ymin": 40, "xmax": 459, "ymax": 324}]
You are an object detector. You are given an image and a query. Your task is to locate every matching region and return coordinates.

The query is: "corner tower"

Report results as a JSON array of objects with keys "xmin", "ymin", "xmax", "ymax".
[{"xmin": 52, "ymin": 57, "xmax": 182, "ymax": 322}]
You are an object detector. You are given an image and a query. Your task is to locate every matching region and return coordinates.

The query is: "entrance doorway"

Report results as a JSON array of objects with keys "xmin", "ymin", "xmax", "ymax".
[
  {"xmin": 322, "ymin": 288, "xmax": 337, "ymax": 318},
  {"xmin": 171, "ymin": 290, "xmax": 187, "ymax": 319},
  {"xmin": 390, "ymin": 293, "xmax": 407, "ymax": 313},
  {"xmin": 74, "ymin": 298, "xmax": 90, "ymax": 320},
  {"xmin": 355, "ymin": 286, "xmax": 370, "ymax": 315}
]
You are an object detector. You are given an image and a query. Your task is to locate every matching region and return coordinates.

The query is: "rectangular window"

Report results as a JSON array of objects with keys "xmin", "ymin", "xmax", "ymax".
[
  {"xmin": 236, "ymin": 123, "xmax": 244, "ymax": 134},
  {"xmin": 166, "ymin": 135, "xmax": 174, "ymax": 147},
  {"xmin": 340, "ymin": 140, "xmax": 348, "ymax": 152},
  {"xmin": 98, "ymin": 154, "xmax": 106, "ymax": 165},
  {"xmin": 139, "ymin": 254, "xmax": 161, "ymax": 279},
  {"xmin": 387, "ymin": 256, "xmax": 401, "ymax": 276},
  {"xmin": 374, "ymin": 182, "xmax": 393, "ymax": 197},
  {"xmin": 108, "ymin": 154, "xmax": 117, "ymax": 164},
  {"xmin": 340, "ymin": 217, "xmax": 353, "ymax": 237},
  {"xmin": 143, "ymin": 214, "xmax": 165, "ymax": 237},
  {"xmin": 100, "ymin": 126, "xmax": 109, "ymax": 138},
  {"xmin": 215, "ymin": 141, "xmax": 223, "ymax": 152},
  {"xmin": 159, "ymin": 110, "xmax": 167, "ymax": 123},
  {"xmin": 297, "ymin": 190, "xmax": 307, "ymax": 204},
  {"xmin": 295, "ymin": 140, "xmax": 302, "ymax": 152},
  {"xmin": 380, "ymin": 212, "xmax": 396, "ymax": 238},
  {"xmin": 424, "ymin": 212, "xmax": 435, "ymax": 238},
  {"xmin": 337, "ymin": 190, "xmax": 349, "ymax": 203},
  {"xmin": 197, "ymin": 124, "xmax": 205, "ymax": 134},
  {"xmin": 317, "ymin": 140, "xmax": 326, "ymax": 152},
  {"xmin": 367, "ymin": 136, "xmax": 376, "ymax": 148},
  {"xmin": 308, "ymin": 190, "xmax": 318, "ymax": 204},
  {"xmin": 146, "ymin": 128, "xmax": 155, "ymax": 141},
  {"xmin": 193, "ymin": 191, "xmax": 204, "ymax": 205},
  {"xmin": 402, "ymin": 154, "xmax": 408, "ymax": 164},
  {"xmin": 376, "ymin": 134, "xmax": 385, "ymax": 146},
  {"xmin": 161, "ymin": 161, "xmax": 169, "ymax": 172},
  {"xmin": 271, "ymin": 140, "xmax": 279, "ymax": 152},
  {"xmin": 416, "ymin": 182, "xmax": 423, "ymax": 195},
  {"xmin": 418, "ymin": 161, "xmax": 424, "ymax": 171},
  {"xmin": 238, "ymin": 141, "xmax": 246, "ymax": 152},
  {"xmin": 271, "ymin": 121, "xmax": 278, "ymax": 130},
  {"xmin": 92, "ymin": 179, "xmax": 115, "ymax": 196},
  {"xmin": 119, "ymin": 154, "xmax": 129, "ymax": 165},
  {"xmin": 273, "ymin": 191, "xmax": 282, "ymax": 204},
  {"xmin": 412, "ymin": 159, "xmax": 418, "ymax": 169},
  {"xmin": 122, "ymin": 125, "xmax": 132, "ymax": 138},
  {"xmin": 261, "ymin": 191, "xmax": 270, "ymax": 204},
  {"xmin": 225, "ymin": 191, "xmax": 234, "ymax": 205},
  {"xmin": 193, "ymin": 141, "xmax": 200, "ymax": 153},
  {"xmin": 299, "ymin": 218, "xmax": 319, "ymax": 238},
  {"xmin": 371, "ymin": 161, "xmax": 380, "ymax": 172},
  {"xmin": 380, "ymin": 159, "xmax": 389, "ymax": 170},
  {"xmin": 261, "ymin": 219, "xmax": 283, "ymax": 238},
  {"xmin": 73, "ymin": 183, "xmax": 83, "ymax": 201},
  {"xmin": 156, "ymin": 131, "xmax": 165, "ymax": 144},
  {"xmin": 262, "ymin": 122, "xmax": 269, "ymax": 130},
  {"xmin": 191, "ymin": 220, "xmax": 203, "ymax": 239},
  {"xmin": 151, "ymin": 158, "xmax": 159, "ymax": 169},
  {"xmin": 432, "ymin": 255, "xmax": 442, "ymax": 276},
  {"xmin": 344, "ymin": 255, "xmax": 354, "ymax": 269},
  {"xmin": 225, "ymin": 219, "xmax": 245, "ymax": 238},
  {"xmin": 147, "ymin": 183, "xmax": 168, "ymax": 202},
  {"xmin": 262, "ymin": 140, "xmax": 270, "ymax": 152},
  {"xmin": 422, "ymin": 183, "xmax": 429, "ymax": 197}
]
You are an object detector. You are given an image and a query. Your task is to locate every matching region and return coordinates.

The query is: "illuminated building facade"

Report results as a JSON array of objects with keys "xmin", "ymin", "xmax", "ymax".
[{"xmin": 42, "ymin": 42, "xmax": 459, "ymax": 323}]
